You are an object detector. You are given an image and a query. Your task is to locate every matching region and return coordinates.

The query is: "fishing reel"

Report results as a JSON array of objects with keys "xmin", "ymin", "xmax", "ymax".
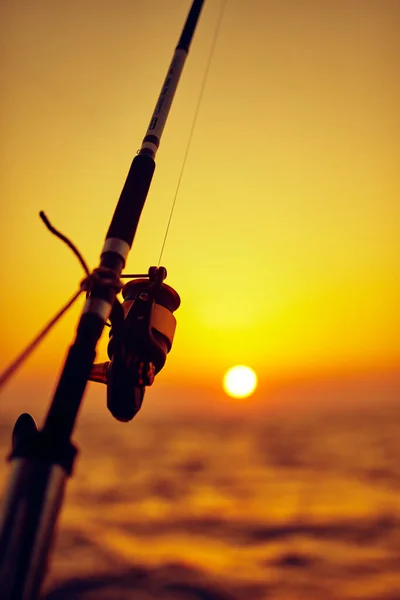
[{"xmin": 89, "ymin": 266, "xmax": 180, "ymax": 422}]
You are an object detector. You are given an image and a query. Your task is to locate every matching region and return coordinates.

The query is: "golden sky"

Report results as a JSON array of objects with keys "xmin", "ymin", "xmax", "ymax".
[{"xmin": 0, "ymin": 0, "xmax": 399, "ymax": 419}]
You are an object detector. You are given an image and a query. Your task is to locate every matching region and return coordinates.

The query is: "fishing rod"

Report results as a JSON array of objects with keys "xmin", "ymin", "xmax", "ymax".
[{"xmin": 0, "ymin": 1, "xmax": 204, "ymax": 598}]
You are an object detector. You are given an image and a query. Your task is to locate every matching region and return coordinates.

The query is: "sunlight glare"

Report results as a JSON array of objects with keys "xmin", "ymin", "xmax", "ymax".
[{"xmin": 223, "ymin": 365, "xmax": 258, "ymax": 399}]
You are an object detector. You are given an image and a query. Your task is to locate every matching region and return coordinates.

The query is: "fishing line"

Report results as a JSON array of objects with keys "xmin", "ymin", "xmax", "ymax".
[
  {"xmin": 0, "ymin": 213, "xmax": 121, "ymax": 392},
  {"xmin": 157, "ymin": 0, "xmax": 228, "ymax": 266},
  {"xmin": 0, "ymin": 289, "xmax": 83, "ymax": 391}
]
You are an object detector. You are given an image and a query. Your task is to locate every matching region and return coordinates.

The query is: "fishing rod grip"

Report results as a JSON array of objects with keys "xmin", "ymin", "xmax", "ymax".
[
  {"xmin": 0, "ymin": 459, "xmax": 68, "ymax": 600},
  {"xmin": 105, "ymin": 154, "xmax": 155, "ymax": 251},
  {"xmin": 0, "ymin": 414, "xmax": 75, "ymax": 600}
]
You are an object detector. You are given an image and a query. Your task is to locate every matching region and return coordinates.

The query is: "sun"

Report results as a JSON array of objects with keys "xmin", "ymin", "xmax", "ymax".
[{"xmin": 223, "ymin": 365, "xmax": 258, "ymax": 399}]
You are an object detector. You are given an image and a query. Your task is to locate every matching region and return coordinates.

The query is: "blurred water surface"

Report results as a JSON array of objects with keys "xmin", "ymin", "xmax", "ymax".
[{"xmin": 2, "ymin": 405, "xmax": 400, "ymax": 599}]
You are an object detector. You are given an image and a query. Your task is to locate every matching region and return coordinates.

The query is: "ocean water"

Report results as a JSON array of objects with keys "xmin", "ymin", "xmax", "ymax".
[{"xmin": 2, "ymin": 405, "xmax": 400, "ymax": 599}]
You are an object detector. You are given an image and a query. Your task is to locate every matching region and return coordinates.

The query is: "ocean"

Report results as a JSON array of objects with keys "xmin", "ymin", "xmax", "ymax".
[{"xmin": 1, "ymin": 404, "xmax": 400, "ymax": 599}]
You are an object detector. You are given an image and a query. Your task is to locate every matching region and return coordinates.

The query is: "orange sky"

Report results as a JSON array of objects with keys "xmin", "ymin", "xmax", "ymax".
[{"xmin": 0, "ymin": 0, "xmax": 399, "ymax": 420}]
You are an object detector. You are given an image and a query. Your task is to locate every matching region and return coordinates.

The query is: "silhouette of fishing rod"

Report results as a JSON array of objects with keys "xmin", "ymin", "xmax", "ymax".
[{"xmin": 0, "ymin": 2, "xmax": 204, "ymax": 598}]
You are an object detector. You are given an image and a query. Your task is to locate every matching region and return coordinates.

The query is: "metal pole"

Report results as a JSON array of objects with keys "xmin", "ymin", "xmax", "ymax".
[{"xmin": 0, "ymin": 2, "xmax": 204, "ymax": 598}]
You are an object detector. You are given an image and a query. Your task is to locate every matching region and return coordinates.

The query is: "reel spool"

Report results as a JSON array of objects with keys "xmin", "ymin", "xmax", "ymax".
[{"xmin": 89, "ymin": 267, "xmax": 180, "ymax": 421}]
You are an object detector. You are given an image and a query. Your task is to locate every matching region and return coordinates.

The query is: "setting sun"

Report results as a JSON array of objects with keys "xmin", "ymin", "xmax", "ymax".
[{"xmin": 223, "ymin": 366, "xmax": 258, "ymax": 399}]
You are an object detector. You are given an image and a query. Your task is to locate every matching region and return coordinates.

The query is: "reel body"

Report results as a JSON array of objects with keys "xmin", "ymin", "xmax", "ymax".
[{"xmin": 89, "ymin": 267, "xmax": 180, "ymax": 421}]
